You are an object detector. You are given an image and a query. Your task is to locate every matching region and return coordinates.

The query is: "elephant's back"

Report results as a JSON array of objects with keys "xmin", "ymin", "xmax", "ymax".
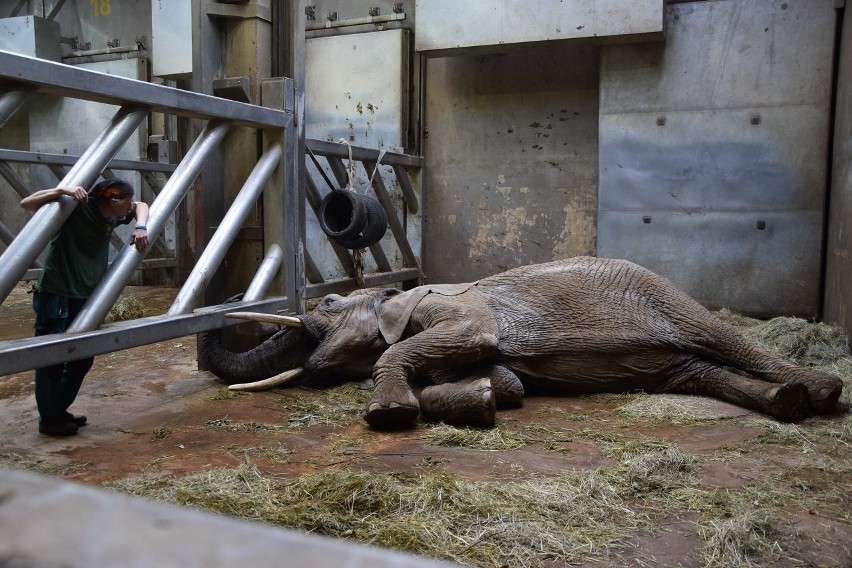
[{"xmin": 477, "ymin": 257, "xmax": 726, "ymax": 355}]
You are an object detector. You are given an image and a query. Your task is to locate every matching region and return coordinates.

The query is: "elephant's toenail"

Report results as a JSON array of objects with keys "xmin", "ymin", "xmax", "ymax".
[
  {"xmin": 368, "ymin": 402, "xmax": 382, "ymax": 413},
  {"xmin": 389, "ymin": 402, "xmax": 401, "ymax": 409}
]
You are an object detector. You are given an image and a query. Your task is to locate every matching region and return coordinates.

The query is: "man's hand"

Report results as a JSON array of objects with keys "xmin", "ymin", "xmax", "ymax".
[
  {"xmin": 62, "ymin": 186, "xmax": 89, "ymax": 202},
  {"xmin": 131, "ymin": 227, "xmax": 149, "ymax": 251}
]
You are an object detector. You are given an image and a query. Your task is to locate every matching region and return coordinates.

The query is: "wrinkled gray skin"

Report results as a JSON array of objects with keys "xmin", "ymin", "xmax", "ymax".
[{"xmin": 200, "ymin": 257, "xmax": 843, "ymax": 429}]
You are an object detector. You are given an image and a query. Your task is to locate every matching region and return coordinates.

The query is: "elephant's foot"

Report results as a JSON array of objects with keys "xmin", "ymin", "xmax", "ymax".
[
  {"xmin": 788, "ymin": 373, "xmax": 843, "ymax": 415},
  {"xmin": 766, "ymin": 383, "xmax": 810, "ymax": 422},
  {"xmin": 420, "ymin": 378, "xmax": 496, "ymax": 428},
  {"xmin": 362, "ymin": 381, "xmax": 420, "ymax": 430}
]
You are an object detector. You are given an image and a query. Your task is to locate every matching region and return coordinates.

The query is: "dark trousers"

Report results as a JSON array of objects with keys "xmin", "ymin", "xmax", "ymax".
[{"xmin": 33, "ymin": 292, "xmax": 93, "ymax": 424}]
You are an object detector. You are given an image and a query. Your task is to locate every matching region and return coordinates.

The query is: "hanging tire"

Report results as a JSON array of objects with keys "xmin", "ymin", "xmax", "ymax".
[
  {"xmin": 318, "ymin": 190, "xmax": 367, "ymax": 240},
  {"xmin": 335, "ymin": 195, "xmax": 388, "ymax": 249}
]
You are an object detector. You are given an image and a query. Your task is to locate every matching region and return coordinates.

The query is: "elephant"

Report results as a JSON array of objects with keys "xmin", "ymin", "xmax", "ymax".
[{"xmin": 199, "ymin": 256, "xmax": 844, "ymax": 430}]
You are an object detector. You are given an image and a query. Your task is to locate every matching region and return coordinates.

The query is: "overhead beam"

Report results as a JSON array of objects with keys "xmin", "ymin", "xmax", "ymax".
[{"xmin": 0, "ymin": 49, "xmax": 292, "ymax": 129}]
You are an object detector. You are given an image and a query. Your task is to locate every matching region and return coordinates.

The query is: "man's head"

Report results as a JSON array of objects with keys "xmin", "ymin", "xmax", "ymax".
[{"xmin": 91, "ymin": 178, "xmax": 134, "ymax": 216}]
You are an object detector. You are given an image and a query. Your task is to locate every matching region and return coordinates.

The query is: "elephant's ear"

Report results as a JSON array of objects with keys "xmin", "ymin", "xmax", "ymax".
[{"xmin": 378, "ymin": 283, "xmax": 476, "ymax": 344}]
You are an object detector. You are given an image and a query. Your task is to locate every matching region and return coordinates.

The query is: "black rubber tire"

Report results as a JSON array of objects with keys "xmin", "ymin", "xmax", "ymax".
[
  {"xmin": 335, "ymin": 195, "xmax": 388, "ymax": 249},
  {"xmin": 318, "ymin": 190, "xmax": 367, "ymax": 240}
]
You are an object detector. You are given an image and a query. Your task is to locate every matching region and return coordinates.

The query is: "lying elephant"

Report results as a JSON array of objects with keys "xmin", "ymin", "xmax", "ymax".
[{"xmin": 199, "ymin": 257, "xmax": 843, "ymax": 429}]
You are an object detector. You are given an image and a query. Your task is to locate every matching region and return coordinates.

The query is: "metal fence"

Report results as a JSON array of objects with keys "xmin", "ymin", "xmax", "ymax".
[{"xmin": 0, "ymin": 48, "xmax": 423, "ymax": 377}]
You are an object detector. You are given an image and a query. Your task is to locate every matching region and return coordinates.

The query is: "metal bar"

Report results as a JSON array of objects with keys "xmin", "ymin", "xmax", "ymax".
[
  {"xmin": 244, "ymin": 245, "xmax": 284, "ymax": 302},
  {"xmin": 0, "ymin": 106, "xmax": 148, "ymax": 304},
  {"xmin": 8, "ymin": 0, "xmax": 27, "ymax": 18},
  {"xmin": 0, "ymin": 149, "xmax": 176, "ymax": 173},
  {"xmin": 306, "ymin": 138, "xmax": 424, "ymax": 168},
  {"xmin": 66, "ymin": 121, "xmax": 232, "ymax": 332},
  {"xmin": 0, "ymin": 50, "xmax": 291, "ymax": 129},
  {"xmin": 0, "ymin": 161, "xmax": 32, "ymax": 199},
  {"xmin": 48, "ymin": 165, "xmax": 124, "ymax": 251},
  {"xmin": 45, "ymin": 0, "xmax": 67, "ymax": 20},
  {"xmin": 0, "ymin": 297, "xmax": 287, "ymax": 377},
  {"xmin": 305, "ymin": 268, "xmax": 422, "ymax": 298},
  {"xmin": 168, "ymin": 143, "xmax": 282, "ymax": 315},
  {"xmin": 306, "ymin": 12, "xmax": 405, "ymax": 31},
  {"xmin": 287, "ymin": 0, "xmax": 307, "ymax": 315},
  {"xmin": 304, "ymin": 249, "xmax": 324, "ymax": 284},
  {"xmin": 0, "ymin": 91, "xmax": 30, "ymax": 130},
  {"xmin": 364, "ymin": 160, "xmax": 419, "ymax": 268},
  {"xmin": 0, "ymin": 221, "xmax": 42, "ymax": 268},
  {"xmin": 391, "ymin": 163, "xmax": 420, "ymax": 214},
  {"xmin": 46, "ymin": 164, "xmax": 68, "ymax": 181}
]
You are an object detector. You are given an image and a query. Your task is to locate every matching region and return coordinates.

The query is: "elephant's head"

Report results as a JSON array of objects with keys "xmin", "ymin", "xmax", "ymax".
[{"xmin": 199, "ymin": 287, "xmax": 404, "ymax": 390}]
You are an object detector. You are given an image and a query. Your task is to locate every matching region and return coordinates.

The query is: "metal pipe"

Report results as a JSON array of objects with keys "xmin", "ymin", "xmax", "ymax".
[
  {"xmin": 0, "ymin": 221, "xmax": 41, "ymax": 267},
  {"xmin": 0, "ymin": 106, "xmax": 148, "ymax": 304},
  {"xmin": 0, "ymin": 91, "xmax": 30, "ymax": 130},
  {"xmin": 65, "ymin": 45, "xmax": 139, "ymax": 58},
  {"xmin": 306, "ymin": 12, "xmax": 405, "ymax": 31},
  {"xmin": 168, "ymin": 143, "xmax": 282, "ymax": 315},
  {"xmin": 244, "ymin": 244, "xmax": 284, "ymax": 302},
  {"xmin": 67, "ymin": 121, "xmax": 232, "ymax": 332}
]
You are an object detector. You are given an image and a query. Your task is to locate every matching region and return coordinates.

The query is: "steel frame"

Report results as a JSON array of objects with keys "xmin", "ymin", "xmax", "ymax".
[{"xmin": 0, "ymin": 47, "xmax": 424, "ymax": 378}]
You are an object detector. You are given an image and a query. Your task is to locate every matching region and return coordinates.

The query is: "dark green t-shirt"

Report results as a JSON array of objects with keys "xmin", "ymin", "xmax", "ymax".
[{"xmin": 37, "ymin": 201, "xmax": 136, "ymax": 298}]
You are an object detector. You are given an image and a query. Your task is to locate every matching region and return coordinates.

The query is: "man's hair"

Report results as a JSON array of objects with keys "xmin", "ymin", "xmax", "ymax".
[{"xmin": 91, "ymin": 178, "xmax": 134, "ymax": 202}]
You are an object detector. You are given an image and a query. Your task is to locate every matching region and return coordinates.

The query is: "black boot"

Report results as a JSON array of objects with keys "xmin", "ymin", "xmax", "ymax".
[
  {"xmin": 64, "ymin": 412, "xmax": 87, "ymax": 426},
  {"xmin": 39, "ymin": 420, "xmax": 79, "ymax": 436}
]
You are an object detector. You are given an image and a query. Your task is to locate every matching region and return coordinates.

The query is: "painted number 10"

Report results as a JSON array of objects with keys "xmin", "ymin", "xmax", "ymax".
[{"xmin": 90, "ymin": 0, "xmax": 111, "ymax": 17}]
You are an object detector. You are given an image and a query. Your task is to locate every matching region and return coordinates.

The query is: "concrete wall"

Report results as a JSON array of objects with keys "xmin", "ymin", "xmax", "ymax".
[
  {"xmin": 824, "ymin": 4, "xmax": 852, "ymax": 335},
  {"xmin": 598, "ymin": 0, "xmax": 836, "ymax": 319},
  {"xmin": 419, "ymin": 0, "xmax": 841, "ymax": 323},
  {"xmin": 421, "ymin": 43, "xmax": 600, "ymax": 282}
]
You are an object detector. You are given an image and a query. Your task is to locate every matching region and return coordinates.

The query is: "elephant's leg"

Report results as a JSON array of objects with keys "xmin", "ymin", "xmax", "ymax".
[
  {"xmin": 429, "ymin": 364, "xmax": 524, "ymax": 408},
  {"xmin": 750, "ymin": 362, "xmax": 841, "ymax": 415},
  {"xmin": 365, "ymin": 320, "xmax": 500, "ymax": 430},
  {"xmin": 420, "ymin": 378, "xmax": 496, "ymax": 428},
  {"xmin": 704, "ymin": 330, "xmax": 842, "ymax": 414},
  {"xmin": 660, "ymin": 356, "xmax": 810, "ymax": 422}
]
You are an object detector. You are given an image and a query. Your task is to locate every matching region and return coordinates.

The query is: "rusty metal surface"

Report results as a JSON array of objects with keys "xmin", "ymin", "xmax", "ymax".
[{"xmin": 598, "ymin": 0, "xmax": 837, "ymax": 318}]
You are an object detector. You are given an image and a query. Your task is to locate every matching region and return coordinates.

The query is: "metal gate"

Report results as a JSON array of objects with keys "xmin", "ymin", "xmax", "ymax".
[{"xmin": 0, "ymin": 48, "xmax": 423, "ymax": 378}]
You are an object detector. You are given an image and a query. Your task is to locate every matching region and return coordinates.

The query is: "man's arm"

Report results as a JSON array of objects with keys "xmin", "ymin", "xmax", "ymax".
[
  {"xmin": 131, "ymin": 201, "xmax": 150, "ymax": 251},
  {"xmin": 20, "ymin": 186, "xmax": 88, "ymax": 211}
]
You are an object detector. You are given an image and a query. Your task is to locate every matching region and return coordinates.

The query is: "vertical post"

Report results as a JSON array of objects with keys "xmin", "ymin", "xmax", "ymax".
[
  {"xmin": 286, "ymin": 0, "xmax": 306, "ymax": 313},
  {"xmin": 67, "ymin": 121, "xmax": 231, "ymax": 332},
  {"xmin": 0, "ymin": 106, "xmax": 147, "ymax": 303}
]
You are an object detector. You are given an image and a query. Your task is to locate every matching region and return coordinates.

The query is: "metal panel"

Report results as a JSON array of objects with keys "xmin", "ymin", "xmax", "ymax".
[
  {"xmin": 151, "ymin": 0, "xmax": 193, "ymax": 78},
  {"xmin": 598, "ymin": 0, "xmax": 837, "ymax": 319},
  {"xmin": 305, "ymin": 29, "xmax": 407, "ymax": 151},
  {"xmin": 304, "ymin": 29, "xmax": 414, "ymax": 281},
  {"xmin": 0, "ymin": 16, "xmax": 60, "ymax": 61},
  {"xmin": 415, "ymin": 0, "xmax": 664, "ymax": 56}
]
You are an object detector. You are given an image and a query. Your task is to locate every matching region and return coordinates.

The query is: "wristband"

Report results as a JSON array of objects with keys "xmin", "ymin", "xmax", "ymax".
[{"xmin": 135, "ymin": 225, "xmax": 147, "ymax": 231}]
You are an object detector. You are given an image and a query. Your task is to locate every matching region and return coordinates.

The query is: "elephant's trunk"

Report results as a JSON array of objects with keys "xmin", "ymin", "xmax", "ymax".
[{"xmin": 198, "ymin": 325, "xmax": 312, "ymax": 385}]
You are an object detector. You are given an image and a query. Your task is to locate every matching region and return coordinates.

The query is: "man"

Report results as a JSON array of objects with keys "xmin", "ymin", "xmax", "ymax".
[{"xmin": 20, "ymin": 178, "xmax": 150, "ymax": 436}]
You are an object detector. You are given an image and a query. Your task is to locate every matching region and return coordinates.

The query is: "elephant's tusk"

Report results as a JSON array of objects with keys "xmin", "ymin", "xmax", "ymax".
[
  {"xmin": 226, "ymin": 311, "xmax": 303, "ymax": 328},
  {"xmin": 228, "ymin": 368, "xmax": 304, "ymax": 392}
]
